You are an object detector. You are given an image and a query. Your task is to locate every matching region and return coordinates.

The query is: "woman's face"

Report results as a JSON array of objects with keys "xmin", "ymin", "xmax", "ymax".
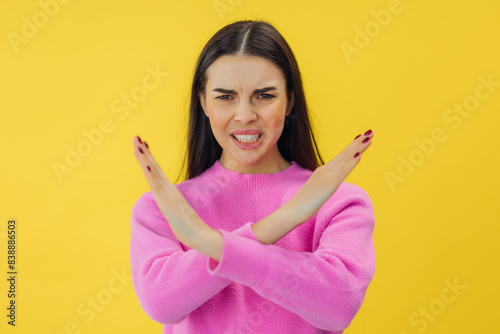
[{"xmin": 199, "ymin": 54, "xmax": 294, "ymax": 174}]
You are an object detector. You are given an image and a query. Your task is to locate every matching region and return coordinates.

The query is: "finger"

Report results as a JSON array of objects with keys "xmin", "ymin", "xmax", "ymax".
[
  {"xmin": 133, "ymin": 136, "xmax": 152, "ymax": 173},
  {"xmin": 133, "ymin": 138, "xmax": 166, "ymax": 196},
  {"xmin": 354, "ymin": 129, "xmax": 374, "ymax": 142},
  {"xmin": 136, "ymin": 138, "xmax": 167, "ymax": 178},
  {"xmin": 332, "ymin": 129, "xmax": 374, "ymax": 162},
  {"xmin": 350, "ymin": 129, "xmax": 374, "ymax": 158},
  {"xmin": 133, "ymin": 136, "xmax": 173, "ymax": 189},
  {"xmin": 336, "ymin": 136, "xmax": 372, "ymax": 179}
]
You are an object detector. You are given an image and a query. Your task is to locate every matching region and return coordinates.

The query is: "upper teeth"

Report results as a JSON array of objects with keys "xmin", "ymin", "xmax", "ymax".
[{"xmin": 233, "ymin": 134, "xmax": 261, "ymax": 142}]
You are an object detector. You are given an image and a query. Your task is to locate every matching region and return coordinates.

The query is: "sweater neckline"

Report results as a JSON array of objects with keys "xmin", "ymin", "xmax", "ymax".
[{"xmin": 209, "ymin": 159, "xmax": 299, "ymax": 190}]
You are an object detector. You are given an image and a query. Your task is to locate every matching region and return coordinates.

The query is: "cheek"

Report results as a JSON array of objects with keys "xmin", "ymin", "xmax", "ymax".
[
  {"xmin": 266, "ymin": 108, "xmax": 286, "ymax": 134},
  {"xmin": 269, "ymin": 113, "xmax": 283, "ymax": 128},
  {"xmin": 209, "ymin": 113, "xmax": 230, "ymax": 136}
]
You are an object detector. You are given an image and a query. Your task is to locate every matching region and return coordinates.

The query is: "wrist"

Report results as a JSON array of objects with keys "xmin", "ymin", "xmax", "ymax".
[
  {"xmin": 196, "ymin": 227, "xmax": 223, "ymax": 261},
  {"xmin": 252, "ymin": 206, "xmax": 297, "ymax": 245}
]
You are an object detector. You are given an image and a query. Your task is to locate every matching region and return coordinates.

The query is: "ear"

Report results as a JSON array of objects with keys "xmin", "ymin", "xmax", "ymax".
[{"xmin": 286, "ymin": 92, "xmax": 295, "ymax": 116}]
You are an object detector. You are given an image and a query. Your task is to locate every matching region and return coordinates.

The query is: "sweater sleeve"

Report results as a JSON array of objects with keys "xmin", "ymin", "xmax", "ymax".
[
  {"xmin": 206, "ymin": 183, "xmax": 376, "ymax": 331},
  {"xmin": 129, "ymin": 191, "xmax": 259, "ymax": 325}
]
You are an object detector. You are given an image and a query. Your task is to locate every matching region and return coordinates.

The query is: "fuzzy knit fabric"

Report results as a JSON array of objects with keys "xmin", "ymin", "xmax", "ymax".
[{"xmin": 130, "ymin": 159, "xmax": 376, "ymax": 333}]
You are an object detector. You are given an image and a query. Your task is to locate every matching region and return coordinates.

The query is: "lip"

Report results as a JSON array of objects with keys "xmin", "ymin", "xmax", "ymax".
[
  {"xmin": 231, "ymin": 133, "xmax": 264, "ymax": 150},
  {"xmin": 230, "ymin": 129, "xmax": 263, "ymax": 135}
]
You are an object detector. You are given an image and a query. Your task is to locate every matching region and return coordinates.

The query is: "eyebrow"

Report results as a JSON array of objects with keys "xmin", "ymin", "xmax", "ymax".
[{"xmin": 212, "ymin": 86, "xmax": 277, "ymax": 94}]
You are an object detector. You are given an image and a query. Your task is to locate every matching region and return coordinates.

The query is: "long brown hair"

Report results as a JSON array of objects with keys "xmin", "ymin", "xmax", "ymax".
[{"xmin": 174, "ymin": 20, "xmax": 325, "ymax": 184}]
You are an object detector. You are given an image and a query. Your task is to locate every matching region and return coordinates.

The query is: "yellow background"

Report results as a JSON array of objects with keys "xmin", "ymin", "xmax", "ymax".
[{"xmin": 1, "ymin": 0, "xmax": 499, "ymax": 333}]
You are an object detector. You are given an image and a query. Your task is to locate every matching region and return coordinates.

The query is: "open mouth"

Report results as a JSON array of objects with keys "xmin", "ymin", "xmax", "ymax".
[
  {"xmin": 231, "ymin": 133, "xmax": 262, "ymax": 142},
  {"xmin": 230, "ymin": 133, "xmax": 263, "ymax": 149}
]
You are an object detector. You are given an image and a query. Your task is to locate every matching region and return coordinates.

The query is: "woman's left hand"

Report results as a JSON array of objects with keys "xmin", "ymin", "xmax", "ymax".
[{"xmin": 132, "ymin": 136, "xmax": 215, "ymax": 250}]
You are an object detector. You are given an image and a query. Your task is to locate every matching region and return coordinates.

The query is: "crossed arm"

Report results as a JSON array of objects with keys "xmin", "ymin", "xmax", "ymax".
[
  {"xmin": 132, "ymin": 129, "xmax": 374, "ymax": 261},
  {"xmin": 129, "ymin": 171, "xmax": 376, "ymax": 329}
]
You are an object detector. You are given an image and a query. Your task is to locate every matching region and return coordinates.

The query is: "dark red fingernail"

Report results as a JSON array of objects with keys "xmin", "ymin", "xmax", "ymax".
[
  {"xmin": 364, "ymin": 129, "xmax": 372, "ymax": 136},
  {"xmin": 137, "ymin": 136, "xmax": 142, "ymax": 143},
  {"xmin": 354, "ymin": 134, "xmax": 361, "ymax": 139},
  {"xmin": 147, "ymin": 166, "xmax": 151, "ymax": 172},
  {"xmin": 354, "ymin": 152, "xmax": 360, "ymax": 158},
  {"xmin": 144, "ymin": 141, "xmax": 149, "ymax": 149},
  {"xmin": 362, "ymin": 137, "xmax": 371, "ymax": 143},
  {"xmin": 139, "ymin": 147, "xmax": 143, "ymax": 154}
]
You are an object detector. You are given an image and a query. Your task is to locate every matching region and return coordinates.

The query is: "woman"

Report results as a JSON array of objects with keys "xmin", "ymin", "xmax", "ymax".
[{"xmin": 130, "ymin": 20, "xmax": 375, "ymax": 333}]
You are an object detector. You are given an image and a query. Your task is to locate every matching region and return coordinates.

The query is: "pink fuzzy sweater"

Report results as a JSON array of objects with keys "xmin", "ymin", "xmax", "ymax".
[{"xmin": 130, "ymin": 159, "xmax": 376, "ymax": 333}]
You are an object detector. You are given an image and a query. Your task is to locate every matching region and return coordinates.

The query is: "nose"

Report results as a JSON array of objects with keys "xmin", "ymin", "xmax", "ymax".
[{"xmin": 234, "ymin": 100, "xmax": 257, "ymax": 124}]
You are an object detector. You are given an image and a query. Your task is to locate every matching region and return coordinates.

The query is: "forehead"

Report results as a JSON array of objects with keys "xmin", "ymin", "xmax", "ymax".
[{"xmin": 205, "ymin": 55, "xmax": 285, "ymax": 89}]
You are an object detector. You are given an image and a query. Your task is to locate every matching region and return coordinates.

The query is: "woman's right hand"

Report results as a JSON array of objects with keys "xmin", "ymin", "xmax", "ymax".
[{"xmin": 281, "ymin": 130, "xmax": 374, "ymax": 226}]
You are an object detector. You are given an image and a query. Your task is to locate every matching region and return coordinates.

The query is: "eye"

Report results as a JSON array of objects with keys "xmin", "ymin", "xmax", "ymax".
[
  {"xmin": 215, "ymin": 95, "xmax": 232, "ymax": 100},
  {"xmin": 258, "ymin": 94, "xmax": 275, "ymax": 99}
]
